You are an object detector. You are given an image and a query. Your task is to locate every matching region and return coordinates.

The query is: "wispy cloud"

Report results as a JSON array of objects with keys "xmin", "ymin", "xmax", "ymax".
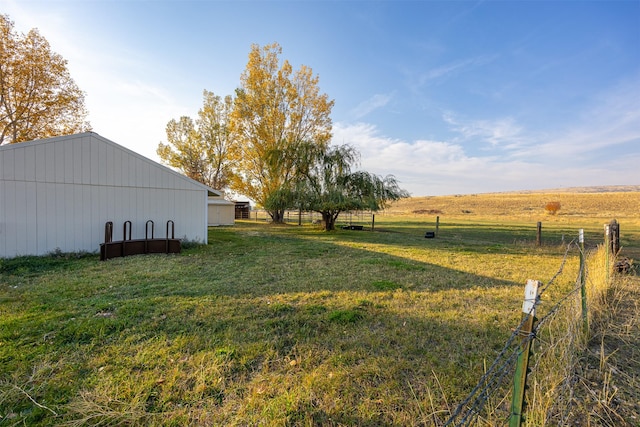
[
  {"xmin": 443, "ymin": 112, "xmax": 525, "ymax": 149},
  {"xmin": 411, "ymin": 54, "xmax": 499, "ymax": 90},
  {"xmin": 440, "ymin": 72, "xmax": 640, "ymax": 167},
  {"xmin": 333, "ymin": 119, "xmax": 639, "ymax": 196},
  {"xmin": 509, "ymin": 75, "xmax": 640, "ymax": 161},
  {"xmin": 350, "ymin": 93, "xmax": 395, "ymax": 119}
]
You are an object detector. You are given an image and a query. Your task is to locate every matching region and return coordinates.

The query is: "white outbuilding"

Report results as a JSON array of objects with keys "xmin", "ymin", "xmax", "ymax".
[
  {"xmin": 0, "ymin": 132, "xmax": 233, "ymax": 258},
  {"xmin": 208, "ymin": 197, "xmax": 236, "ymax": 227}
]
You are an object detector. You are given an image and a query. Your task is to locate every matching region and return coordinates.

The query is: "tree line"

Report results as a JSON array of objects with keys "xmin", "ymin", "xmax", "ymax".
[
  {"xmin": 157, "ymin": 43, "xmax": 408, "ymax": 229},
  {"xmin": 1, "ymin": 14, "xmax": 408, "ymax": 230}
]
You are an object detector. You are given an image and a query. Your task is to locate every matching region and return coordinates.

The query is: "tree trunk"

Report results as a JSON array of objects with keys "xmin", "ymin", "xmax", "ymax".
[
  {"xmin": 322, "ymin": 212, "xmax": 336, "ymax": 231},
  {"xmin": 270, "ymin": 209, "xmax": 285, "ymax": 223}
]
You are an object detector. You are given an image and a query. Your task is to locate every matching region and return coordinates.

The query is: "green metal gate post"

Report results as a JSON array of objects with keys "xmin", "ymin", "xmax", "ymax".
[
  {"xmin": 579, "ymin": 229, "xmax": 588, "ymax": 335},
  {"xmin": 604, "ymin": 224, "xmax": 610, "ymax": 285},
  {"xmin": 510, "ymin": 279, "xmax": 540, "ymax": 427}
]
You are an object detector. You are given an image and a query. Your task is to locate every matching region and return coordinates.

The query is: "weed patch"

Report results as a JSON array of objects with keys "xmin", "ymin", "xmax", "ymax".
[
  {"xmin": 372, "ymin": 280, "xmax": 402, "ymax": 291},
  {"xmin": 328, "ymin": 309, "xmax": 365, "ymax": 324}
]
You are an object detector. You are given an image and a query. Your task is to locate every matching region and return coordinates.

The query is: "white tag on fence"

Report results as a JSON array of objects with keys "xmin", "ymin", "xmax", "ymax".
[{"xmin": 522, "ymin": 279, "xmax": 540, "ymax": 315}]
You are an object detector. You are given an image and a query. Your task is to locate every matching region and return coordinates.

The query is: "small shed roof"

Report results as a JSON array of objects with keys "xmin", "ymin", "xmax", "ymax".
[{"xmin": 208, "ymin": 197, "xmax": 235, "ymax": 206}]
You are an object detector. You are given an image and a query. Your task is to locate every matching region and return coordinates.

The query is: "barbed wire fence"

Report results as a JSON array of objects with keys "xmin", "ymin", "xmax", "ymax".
[{"xmin": 442, "ymin": 230, "xmax": 612, "ymax": 427}]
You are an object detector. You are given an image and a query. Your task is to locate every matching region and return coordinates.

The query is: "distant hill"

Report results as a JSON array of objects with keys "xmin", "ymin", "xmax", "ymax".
[
  {"xmin": 510, "ymin": 185, "xmax": 640, "ymax": 194},
  {"xmin": 388, "ymin": 186, "xmax": 640, "ymax": 219}
]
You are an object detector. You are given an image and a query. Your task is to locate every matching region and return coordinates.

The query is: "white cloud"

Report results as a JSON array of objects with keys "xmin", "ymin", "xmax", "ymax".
[
  {"xmin": 440, "ymin": 74, "xmax": 640, "ymax": 171},
  {"xmin": 333, "ymin": 121, "xmax": 511, "ymax": 195},
  {"xmin": 332, "ymin": 119, "xmax": 640, "ymax": 196}
]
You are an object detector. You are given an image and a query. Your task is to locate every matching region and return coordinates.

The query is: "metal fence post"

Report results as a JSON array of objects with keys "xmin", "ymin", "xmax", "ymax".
[
  {"xmin": 509, "ymin": 279, "xmax": 540, "ymax": 427},
  {"xmin": 579, "ymin": 229, "xmax": 588, "ymax": 335},
  {"xmin": 604, "ymin": 224, "xmax": 610, "ymax": 285}
]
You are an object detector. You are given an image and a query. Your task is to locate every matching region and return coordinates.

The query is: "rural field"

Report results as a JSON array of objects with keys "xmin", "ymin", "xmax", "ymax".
[{"xmin": 1, "ymin": 190, "xmax": 638, "ymax": 426}]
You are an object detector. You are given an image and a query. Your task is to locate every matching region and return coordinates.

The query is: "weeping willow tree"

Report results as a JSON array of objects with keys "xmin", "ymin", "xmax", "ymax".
[{"xmin": 266, "ymin": 143, "xmax": 409, "ymax": 230}]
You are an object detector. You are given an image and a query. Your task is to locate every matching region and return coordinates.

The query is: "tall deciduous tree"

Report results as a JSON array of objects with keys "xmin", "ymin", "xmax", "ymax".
[
  {"xmin": 157, "ymin": 116, "xmax": 205, "ymax": 183},
  {"xmin": 196, "ymin": 90, "xmax": 236, "ymax": 190},
  {"xmin": 231, "ymin": 42, "xmax": 334, "ymax": 222},
  {"xmin": 157, "ymin": 90, "xmax": 236, "ymax": 190},
  {"xmin": 0, "ymin": 14, "xmax": 89, "ymax": 145},
  {"xmin": 279, "ymin": 144, "xmax": 409, "ymax": 231}
]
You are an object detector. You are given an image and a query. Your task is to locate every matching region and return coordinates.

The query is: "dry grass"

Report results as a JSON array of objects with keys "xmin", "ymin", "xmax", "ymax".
[
  {"xmin": 564, "ymin": 273, "xmax": 640, "ymax": 426},
  {"xmin": 522, "ymin": 245, "xmax": 607, "ymax": 426},
  {"xmin": 518, "ymin": 240, "xmax": 639, "ymax": 427},
  {"xmin": 387, "ymin": 191, "xmax": 640, "ymax": 222}
]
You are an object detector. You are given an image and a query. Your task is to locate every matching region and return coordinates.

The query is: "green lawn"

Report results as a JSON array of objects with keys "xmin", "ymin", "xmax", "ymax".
[{"xmin": 0, "ymin": 217, "xmax": 618, "ymax": 426}]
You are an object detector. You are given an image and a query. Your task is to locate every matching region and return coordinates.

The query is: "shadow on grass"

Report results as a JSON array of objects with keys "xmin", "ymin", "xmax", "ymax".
[
  {"xmin": 0, "ymin": 252, "xmax": 96, "ymax": 277},
  {"xmin": 2, "ymin": 288, "xmax": 513, "ymax": 425},
  {"xmin": 344, "ymin": 221, "xmax": 602, "ymax": 251},
  {"xmin": 0, "ymin": 222, "xmax": 563, "ymax": 425}
]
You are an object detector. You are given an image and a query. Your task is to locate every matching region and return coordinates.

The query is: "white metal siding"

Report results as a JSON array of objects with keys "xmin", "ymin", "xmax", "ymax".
[
  {"xmin": 208, "ymin": 202, "xmax": 235, "ymax": 226},
  {"xmin": 0, "ymin": 133, "xmax": 212, "ymax": 258}
]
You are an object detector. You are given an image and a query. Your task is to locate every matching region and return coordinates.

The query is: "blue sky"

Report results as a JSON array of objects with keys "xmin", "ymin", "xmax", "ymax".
[{"xmin": 3, "ymin": 0, "xmax": 639, "ymax": 196}]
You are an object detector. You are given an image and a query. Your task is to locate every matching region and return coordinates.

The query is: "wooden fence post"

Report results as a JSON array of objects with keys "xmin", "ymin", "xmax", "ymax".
[
  {"xmin": 510, "ymin": 279, "xmax": 540, "ymax": 427},
  {"xmin": 536, "ymin": 222, "xmax": 542, "ymax": 246},
  {"xmin": 608, "ymin": 219, "xmax": 620, "ymax": 255},
  {"xmin": 435, "ymin": 216, "xmax": 440, "ymax": 238}
]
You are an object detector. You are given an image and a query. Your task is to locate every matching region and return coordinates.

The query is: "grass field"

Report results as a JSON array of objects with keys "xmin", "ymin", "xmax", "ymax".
[{"xmin": 1, "ymin": 191, "xmax": 638, "ymax": 426}]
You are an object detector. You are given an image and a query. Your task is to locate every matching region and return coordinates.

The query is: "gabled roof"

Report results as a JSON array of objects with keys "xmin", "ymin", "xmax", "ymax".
[{"xmin": 0, "ymin": 132, "xmax": 224, "ymax": 197}]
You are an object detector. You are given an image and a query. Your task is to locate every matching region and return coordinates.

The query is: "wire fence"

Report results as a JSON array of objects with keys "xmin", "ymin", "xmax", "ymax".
[
  {"xmin": 246, "ymin": 209, "xmax": 374, "ymax": 228},
  {"xmin": 443, "ymin": 233, "xmax": 611, "ymax": 426},
  {"xmin": 239, "ymin": 211, "xmax": 618, "ymax": 425}
]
